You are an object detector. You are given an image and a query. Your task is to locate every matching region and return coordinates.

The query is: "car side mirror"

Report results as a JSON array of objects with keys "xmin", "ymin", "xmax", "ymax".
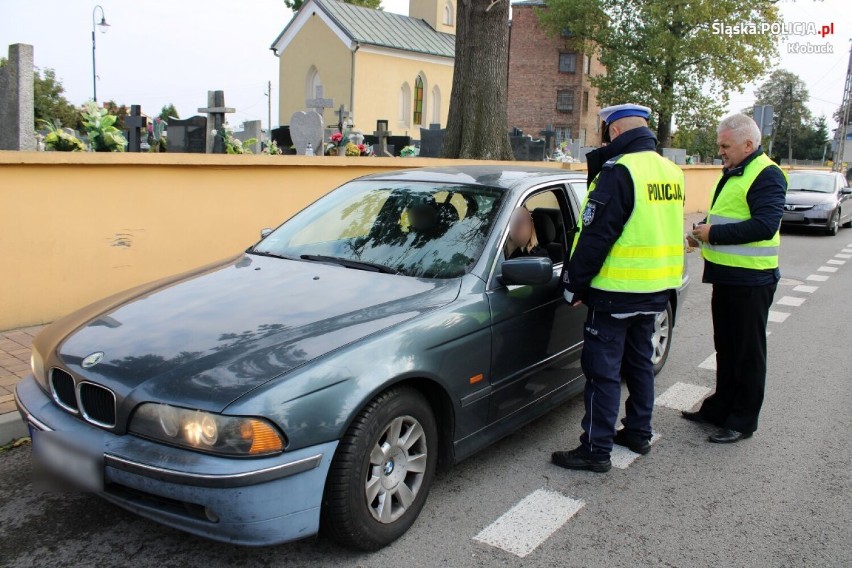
[
  {"xmin": 260, "ymin": 228, "xmax": 274, "ymax": 239},
  {"xmin": 841, "ymin": 187, "xmax": 852, "ymax": 195},
  {"xmin": 500, "ymin": 257, "xmax": 553, "ymax": 286}
]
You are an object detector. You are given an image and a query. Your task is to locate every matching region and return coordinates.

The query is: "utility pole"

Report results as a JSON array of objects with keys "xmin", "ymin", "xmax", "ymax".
[
  {"xmin": 787, "ymin": 83, "xmax": 794, "ymax": 163},
  {"xmin": 835, "ymin": 41, "xmax": 852, "ymax": 172},
  {"xmin": 266, "ymin": 80, "xmax": 273, "ymax": 134}
]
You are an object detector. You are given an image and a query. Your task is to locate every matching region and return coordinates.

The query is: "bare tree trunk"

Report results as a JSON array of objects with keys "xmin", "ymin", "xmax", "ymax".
[{"xmin": 441, "ymin": 0, "xmax": 513, "ymax": 160}]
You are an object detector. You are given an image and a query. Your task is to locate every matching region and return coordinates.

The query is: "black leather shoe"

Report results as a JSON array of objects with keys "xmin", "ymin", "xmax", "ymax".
[
  {"xmin": 681, "ymin": 410, "xmax": 709, "ymax": 424},
  {"xmin": 708, "ymin": 428, "xmax": 752, "ymax": 444},
  {"xmin": 551, "ymin": 447, "xmax": 611, "ymax": 473},
  {"xmin": 613, "ymin": 430, "xmax": 651, "ymax": 455}
]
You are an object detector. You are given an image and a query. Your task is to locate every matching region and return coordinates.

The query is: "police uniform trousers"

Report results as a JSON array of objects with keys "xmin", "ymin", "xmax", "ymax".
[
  {"xmin": 579, "ymin": 307, "xmax": 656, "ymax": 459},
  {"xmin": 698, "ymin": 282, "xmax": 777, "ymax": 435}
]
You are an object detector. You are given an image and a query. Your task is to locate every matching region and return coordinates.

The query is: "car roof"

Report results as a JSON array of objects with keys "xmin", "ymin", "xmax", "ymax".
[{"xmin": 355, "ymin": 165, "xmax": 586, "ymax": 191}]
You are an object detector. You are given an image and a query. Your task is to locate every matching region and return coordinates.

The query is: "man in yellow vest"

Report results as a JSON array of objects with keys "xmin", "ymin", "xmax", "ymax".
[
  {"xmin": 552, "ymin": 104, "xmax": 684, "ymax": 472},
  {"xmin": 685, "ymin": 113, "xmax": 786, "ymax": 443}
]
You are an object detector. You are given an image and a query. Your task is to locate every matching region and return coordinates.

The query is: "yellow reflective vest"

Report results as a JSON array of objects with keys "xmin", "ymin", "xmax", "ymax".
[
  {"xmin": 572, "ymin": 151, "xmax": 685, "ymax": 292},
  {"xmin": 701, "ymin": 153, "xmax": 785, "ymax": 270}
]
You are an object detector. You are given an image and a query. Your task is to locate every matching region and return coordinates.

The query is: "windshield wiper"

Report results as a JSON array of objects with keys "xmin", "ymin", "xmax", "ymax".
[
  {"xmin": 247, "ymin": 248, "xmax": 298, "ymax": 260},
  {"xmin": 789, "ymin": 188, "xmax": 828, "ymax": 193},
  {"xmin": 300, "ymin": 254, "xmax": 399, "ymax": 274}
]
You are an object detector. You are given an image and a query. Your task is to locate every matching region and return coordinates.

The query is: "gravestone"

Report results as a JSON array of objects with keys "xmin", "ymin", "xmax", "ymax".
[
  {"xmin": 373, "ymin": 120, "xmax": 392, "ymax": 157},
  {"xmin": 234, "ymin": 120, "xmax": 262, "ymax": 153},
  {"xmin": 526, "ymin": 139, "xmax": 546, "ymax": 161},
  {"xmin": 510, "ymin": 135, "xmax": 546, "ymax": 161},
  {"xmin": 306, "ymin": 86, "xmax": 334, "ymax": 119},
  {"xmin": 419, "ymin": 127, "xmax": 446, "ymax": 158},
  {"xmin": 198, "ymin": 90, "xmax": 235, "ymax": 154},
  {"xmin": 429, "ymin": 123, "xmax": 441, "ymax": 130},
  {"xmin": 270, "ymin": 126, "xmax": 295, "ymax": 154},
  {"xmin": 334, "ymin": 104, "xmax": 350, "ymax": 133},
  {"xmin": 0, "ymin": 43, "xmax": 35, "ymax": 151},
  {"xmin": 511, "ymin": 127, "xmax": 523, "ymax": 137},
  {"xmin": 539, "ymin": 124, "xmax": 556, "ymax": 156},
  {"xmin": 125, "ymin": 105, "xmax": 148, "ymax": 152},
  {"xmin": 509, "ymin": 134, "xmax": 530, "ymax": 160},
  {"xmin": 661, "ymin": 147, "xmax": 687, "ymax": 165},
  {"xmin": 290, "ymin": 111, "xmax": 323, "ymax": 155},
  {"xmin": 388, "ymin": 136, "xmax": 412, "ymax": 157},
  {"xmin": 167, "ymin": 115, "xmax": 208, "ymax": 153}
]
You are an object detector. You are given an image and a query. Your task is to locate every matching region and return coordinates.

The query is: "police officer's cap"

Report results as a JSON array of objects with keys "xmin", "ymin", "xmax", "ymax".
[{"xmin": 599, "ymin": 103, "xmax": 652, "ymax": 126}]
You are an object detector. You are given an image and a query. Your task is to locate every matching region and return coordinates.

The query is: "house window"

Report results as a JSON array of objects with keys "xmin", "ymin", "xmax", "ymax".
[
  {"xmin": 431, "ymin": 85, "xmax": 441, "ymax": 125},
  {"xmin": 399, "ymin": 82, "xmax": 411, "ymax": 127},
  {"xmin": 558, "ymin": 53, "xmax": 576, "ymax": 74},
  {"xmin": 584, "ymin": 55, "xmax": 591, "ymax": 74},
  {"xmin": 583, "ymin": 91, "xmax": 589, "ymax": 114},
  {"xmin": 556, "ymin": 90, "xmax": 574, "ymax": 113},
  {"xmin": 413, "ymin": 75, "xmax": 424, "ymax": 125},
  {"xmin": 555, "ymin": 127, "xmax": 571, "ymax": 145},
  {"xmin": 443, "ymin": 2, "xmax": 453, "ymax": 25}
]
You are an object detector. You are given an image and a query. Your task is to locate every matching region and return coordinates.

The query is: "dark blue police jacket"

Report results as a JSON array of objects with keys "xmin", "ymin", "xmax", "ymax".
[{"xmin": 566, "ymin": 126, "xmax": 671, "ymax": 314}]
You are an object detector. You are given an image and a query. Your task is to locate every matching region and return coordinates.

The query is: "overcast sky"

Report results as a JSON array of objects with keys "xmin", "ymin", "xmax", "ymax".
[{"xmin": 0, "ymin": 0, "xmax": 848, "ymax": 134}]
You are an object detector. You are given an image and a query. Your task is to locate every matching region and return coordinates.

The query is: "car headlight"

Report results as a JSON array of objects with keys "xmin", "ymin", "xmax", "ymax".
[
  {"xmin": 30, "ymin": 349, "xmax": 45, "ymax": 381},
  {"xmin": 129, "ymin": 403, "xmax": 285, "ymax": 457},
  {"xmin": 812, "ymin": 202, "xmax": 835, "ymax": 211}
]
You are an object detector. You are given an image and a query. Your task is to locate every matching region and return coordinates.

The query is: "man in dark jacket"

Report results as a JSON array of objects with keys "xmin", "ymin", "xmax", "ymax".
[
  {"xmin": 685, "ymin": 113, "xmax": 786, "ymax": 443},
  {"xmin": 552, "ymin": 104, "xmax": 685, "ymax": 472}
]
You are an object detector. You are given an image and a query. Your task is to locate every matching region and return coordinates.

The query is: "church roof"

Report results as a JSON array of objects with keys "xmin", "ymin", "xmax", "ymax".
[{"xmin": 271, "ymin": 0, "xmax": 456, "ymax": 59}]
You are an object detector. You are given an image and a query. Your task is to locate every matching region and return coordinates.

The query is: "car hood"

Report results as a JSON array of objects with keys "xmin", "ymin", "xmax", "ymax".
[
  {"xmin": 51, "ymin": 254, "xmax": 460, "ymax": 412},
  {"xmin": 786, "ymin": 190, "xmax": 836, "ymax": 205}
]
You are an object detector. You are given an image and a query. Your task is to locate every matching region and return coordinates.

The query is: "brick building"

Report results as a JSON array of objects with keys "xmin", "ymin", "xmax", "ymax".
[{"xmin": 508, "ymin": 1, "xmax": 605, "ymax": 151}]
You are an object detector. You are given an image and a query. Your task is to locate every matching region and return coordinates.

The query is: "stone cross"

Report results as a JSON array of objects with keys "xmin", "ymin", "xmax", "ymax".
[
  {"xmin": 0, "ymin": 43, "xmax": 36, "ymax": 151},
  {"xmin": 335, "ymin": 104, "xmax": 350, "ymax": 133},
  {"xmin": 539, "ymin": 123, "xmax": 556, "ymax": 156},
  {"xmin": 306, "ymin": 86, "xmax": 334, "ymax": 119},
  {"xmin": 373, "ymin": 119, "xmax": 392, "ymax": 157},
  {"xmin": 125, "ymin": 105, "xmax": 148, "ymax": 152},
  {"xmin": 198, "ymin": 90, "xmax": 235, "ymax": 154}
]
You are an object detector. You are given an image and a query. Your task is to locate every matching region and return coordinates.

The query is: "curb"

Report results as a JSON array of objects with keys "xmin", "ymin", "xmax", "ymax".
[{"xmin": 0, "ymin": 411, "xmax": 27, "ymax": 446}]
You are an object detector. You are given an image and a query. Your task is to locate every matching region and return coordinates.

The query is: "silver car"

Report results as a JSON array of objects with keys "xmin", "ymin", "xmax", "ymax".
[{"xmin": 782, "ymin": 170, "xmax": 852, "ymax": 236}]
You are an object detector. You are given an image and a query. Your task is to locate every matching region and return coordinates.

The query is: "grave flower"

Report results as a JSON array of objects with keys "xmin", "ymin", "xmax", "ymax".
[
  {"xmin": 400, "ymin": 145, "xmax": 418, "ymax": 157},
  {"xmin": 81, "ymin": 101, "xmax": 128, "ymax": 152},
  {"xmin": 40, "ymin": 120, "xmax": 86, "ymax": 152}
]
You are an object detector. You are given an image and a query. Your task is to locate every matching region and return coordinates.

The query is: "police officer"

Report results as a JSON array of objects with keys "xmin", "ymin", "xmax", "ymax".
[
  {"xmin": 684, "ymin": 113, "xmax": 786, "ymax": 443},
  {"xmin": 552, "ymin": 104, "xmax": 684, "ymax": 473}
]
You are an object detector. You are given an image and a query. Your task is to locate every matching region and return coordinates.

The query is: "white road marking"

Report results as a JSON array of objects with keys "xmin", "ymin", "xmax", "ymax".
[
  {"xmin": 827, "ymin": 259, "xmax": 846, "ymax": 265},
  {"xmin": 610, "ymin": 433, "xmax": 661, "ymax": 469},
  {"xmin": 654, "ymin": 382, "xmax": 711, "ymax": 411},
  {"xmin": 776, "ymin": 296, "xmax": 806, "ymax": 307},
  {"xmin": 843, "ymin": 249, "xmax": 852, "ymax": 254},
  {"xmin": 473, "ymin": 489, "xmax": 585, "ymax": 558},
  {"xmin": 835, "ymin": 254, "xmax": 852, "ymax": 259},
  {"xmin": 698, "ymin": 353, "xmax": 717, "ymax": 370},
  {"xmin": 768, "ymin": 310, "xmax": 790, "ymax": 323},
  {"xmin": 793, "ymin": 285, "xmax": 818, "ymax": 293},
  {"xmin": 818, "ymin": 266, "xmax": 839, "ymax": 273},
  {"xmin": 806, "ymin": 274, "xmax": 829, "ymax": 281}
]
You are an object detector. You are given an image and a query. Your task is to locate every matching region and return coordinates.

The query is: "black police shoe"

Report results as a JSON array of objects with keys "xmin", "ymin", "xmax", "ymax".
[
  {"xmin": 551, "ymin": 446, "xmax": 611, "ymax": 473},
  {"xmin": 708, "ymin": 428, "xmax": 752, "ymax": 444},
  {"xmin": 613, "ymin": 429, "xmax": 652, "ymax": 455}
]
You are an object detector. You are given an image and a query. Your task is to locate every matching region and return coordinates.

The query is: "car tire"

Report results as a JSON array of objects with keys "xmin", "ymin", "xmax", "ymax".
[
  {"xmin": 842, "ymin": 215, "xmax": 852, "ymax": 229},
  {"xmin": 651, "ymin": 301, "xmax": 673, "ymax": 375},
  {"xmin": 321, "ymin": 386, "xmax": 437, "ymax": 551},
  {"xmin": 827, "ymin": 210, "xmax": 840, "ymax": 236}
]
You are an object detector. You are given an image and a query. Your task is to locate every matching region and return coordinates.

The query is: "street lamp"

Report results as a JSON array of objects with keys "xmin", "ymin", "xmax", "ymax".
[{"xmin": 91, "ymin": 5, "xmax": 110, "ymax": 102}]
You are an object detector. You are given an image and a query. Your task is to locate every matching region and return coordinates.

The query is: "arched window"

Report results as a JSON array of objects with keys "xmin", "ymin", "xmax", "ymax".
[
  {"xmin": 443, "ymin": 2, "xmax": 454, "ymax": 25},
  {"xmin": 305, "ymin": 66, "xmax": 321, "ymax": 101},
  {"xmin": 413, "ymin": 75, "xmax": 424, "ymax": 126},
  {"xmin": 431, "ymin": 85, "xmax": 441, "ymax": 126},
  {"xmin": 399, "ymin": 82, "xmax": 412, "ymax": 128}
]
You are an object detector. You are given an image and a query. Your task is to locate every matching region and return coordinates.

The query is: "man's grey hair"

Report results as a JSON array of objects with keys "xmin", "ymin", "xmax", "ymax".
[{"xmin": 717, "ymin": 113, "xmax": 762, "ymax": 145}]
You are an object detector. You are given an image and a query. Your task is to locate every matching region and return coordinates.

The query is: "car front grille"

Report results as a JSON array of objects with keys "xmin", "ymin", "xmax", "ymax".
[
  {"xmin": 49, "ymin": 367, "xmax": 117, "ymax": 428},
  {"xmin": 784, "ymin": 204, "xmax": 814, "ymax": 212}
]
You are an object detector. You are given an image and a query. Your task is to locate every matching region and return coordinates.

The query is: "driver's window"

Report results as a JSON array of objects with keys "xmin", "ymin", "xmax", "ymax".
[{"xmin": 500, "ymin": 188, "xmax": 569, "ymax": 267}]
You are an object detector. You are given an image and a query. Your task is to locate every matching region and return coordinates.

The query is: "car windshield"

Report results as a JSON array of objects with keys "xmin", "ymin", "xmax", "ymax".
[
  {"xmin": 788, "ymin": 173, "xmax": 835, "ymax": 193},
  {"xmin": 252, "ymin": 181, "xmax": 505, "ymax": 279}
]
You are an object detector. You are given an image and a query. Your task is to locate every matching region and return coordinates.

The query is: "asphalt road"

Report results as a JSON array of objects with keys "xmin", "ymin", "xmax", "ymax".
[{"xmin": 1, "ymin": 226, "xmax": 851, "ymax": 568}]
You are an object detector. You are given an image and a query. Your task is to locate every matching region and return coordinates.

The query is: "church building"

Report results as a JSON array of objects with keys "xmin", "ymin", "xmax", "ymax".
[{"xmin": 270, "ymin": 0, "xmax": 456, "ymax": 136}]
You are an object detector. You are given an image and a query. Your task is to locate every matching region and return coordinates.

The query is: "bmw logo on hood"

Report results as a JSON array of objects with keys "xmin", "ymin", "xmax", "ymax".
[{"xmin": 81, "ymin": 352, "xmax": 105, "ymax": 369}]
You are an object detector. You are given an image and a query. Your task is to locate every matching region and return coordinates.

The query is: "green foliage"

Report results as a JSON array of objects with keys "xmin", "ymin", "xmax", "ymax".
[
  {"xmin": 102, "ymin": 101, "xmax": 129, "ymax": 131},
  {"xmin": 1, "ymin": 58, "xmax": 82, "ymax": 130},
  {"xmin": 283, "ymin": 0, "xmax": 380, "ymax": 11},
  {"xmin": 159, "ymin": 103, "xmax": 179, "ymax": 121},
  {"xmin": 148, "ymin": 117, "xmax": 168, "ymax": 153},
  {"xmin": 40, "ymin": 120, "xmax": 86, "ymax": 152},
  {"xmin": 537, "ymin": 0, "xmax": 781, "ymax": 147},
  {"xmin": 81, "ymin": 101, "xmax": 127, "ymax": 152}
]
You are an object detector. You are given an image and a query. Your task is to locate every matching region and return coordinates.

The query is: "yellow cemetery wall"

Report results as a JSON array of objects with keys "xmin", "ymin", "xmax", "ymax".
[
  {"xmin": 352, "ymin": 49, "xmax": 453, "ymax": 135},
  {"xmin": 277, "ymin": 14, "xmax": 352, "ymax": 129},
  {"xmin": 2, "ymin": 151, "xmax": 720, "ymax": 331}
]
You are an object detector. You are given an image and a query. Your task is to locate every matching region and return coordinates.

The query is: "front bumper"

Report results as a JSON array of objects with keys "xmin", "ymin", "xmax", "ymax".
[
  {"xmin": 781, "ymin": 209, "xmax": 832, "ymax": 228},
  {"xmin": 15, "ymin": 375, "xmax": 337, "ymax": 546}
]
